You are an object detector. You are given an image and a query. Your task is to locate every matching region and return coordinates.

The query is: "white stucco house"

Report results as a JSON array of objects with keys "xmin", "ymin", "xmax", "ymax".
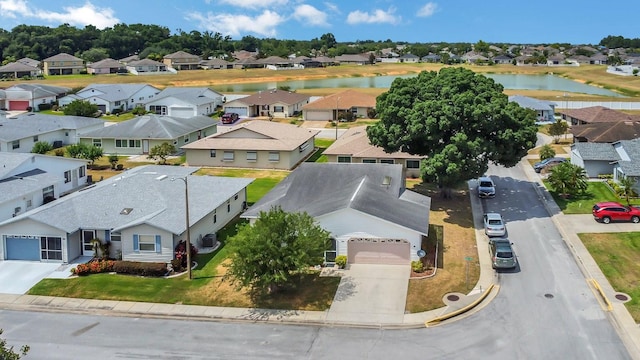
[
  {"xmin": 145, "ymin": 87, "xmax": 224, "ymax": 118},
  {"xmin": 242, "ymin": 163, "xmax": 431, "ymax": 265},
  {"xmin": 58, "ymin": 83, "xmax": 160, "ymax": 113},
  {"xmin": 509, "ymin": 95, "xmax": 557, "ymax": 123},
  {"xmin": 0, "ymin": 165, "xmax": 253, "ymax": 263}
]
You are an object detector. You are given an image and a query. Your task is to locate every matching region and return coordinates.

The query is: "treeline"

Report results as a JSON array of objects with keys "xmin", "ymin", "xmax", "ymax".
[{"xmin": 599, "ymin": 36, "xmax": 640, "ymax": 50}]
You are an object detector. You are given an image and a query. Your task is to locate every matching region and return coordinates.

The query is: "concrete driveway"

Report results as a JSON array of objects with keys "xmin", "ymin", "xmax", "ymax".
[
  {"xmin": 559, "ymin": 214, "xmax": 640, "ymax": 233},
  {"xmin": 326, "ymin": 264, "xmax": 410, "ymax": 325},
  {"xmin": 0, "ymin": 259, "xmax": 83, "ymax": 294}
]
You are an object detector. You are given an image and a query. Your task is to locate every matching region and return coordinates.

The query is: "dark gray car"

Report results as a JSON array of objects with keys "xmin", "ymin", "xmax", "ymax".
[{"xmin": 489, "ymin": 238, "xmax": 517, "ymax": 269}]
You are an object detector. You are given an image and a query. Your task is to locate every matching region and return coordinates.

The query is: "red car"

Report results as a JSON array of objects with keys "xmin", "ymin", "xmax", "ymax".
[{"xmin": 592, "ymin": 202, "xmax": 640, "ymax": 224}]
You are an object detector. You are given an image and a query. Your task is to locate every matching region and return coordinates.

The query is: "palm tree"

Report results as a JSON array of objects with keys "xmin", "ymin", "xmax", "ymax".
[
  {"xmin": 617, "ymin": 176, "xmax": 638, "ymax": 205},
  {"xmin": 548, "ymin": 162, "xmax": 588, "ymax": 198}
]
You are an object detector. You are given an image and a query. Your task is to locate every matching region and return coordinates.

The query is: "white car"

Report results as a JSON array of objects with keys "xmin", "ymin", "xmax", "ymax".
[{"xmin": 484, "ymin": 213, "xmax": 506, "ymax": 237}]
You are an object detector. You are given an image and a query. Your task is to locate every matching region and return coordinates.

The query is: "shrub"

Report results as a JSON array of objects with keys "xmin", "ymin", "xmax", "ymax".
[
  {"xmin": 72, "ymin": 259, "xmax": 115, "ymax": 276},
  {"xmin": 335, "ymin": 255, "xmax": 347, "ymax": 268},
  {"xmin": 112, "ymin": 261, "xmax": 168, "ymax": 277},
  {"xmin": 411, "ymin": 260, "xmax": 425, "ymax": 273},
  {"xmin": 51, "ymin": 104, "xmax": 59, "ymax": 111},
  {"xmin": 170, "ymin": 259, "xmax": 183, "ymax": 273},
  {"xmin": 32, "ymin": 141, "xmax": 53, "ymax": 154},
  {"xmin": 112, "ymin": 108, "xmax": 123, "ymax": 115},
  {"xmin": 38, "ymin": 103, "xmax": 52, "ymax": 111},
  {"xmin": 367, "ymin": 108, "xmax": 377, "ymax": 119},
  {"xmin": 131, "ymin": 106, "xmax": 146, "ymax": 115},
  {"xmin": 174, "ymin": 240, "xmax": 199, "ymax": 268},
  {"xmin": 539, "ymin": 144, "xmax": 556, "ymax": 161}
]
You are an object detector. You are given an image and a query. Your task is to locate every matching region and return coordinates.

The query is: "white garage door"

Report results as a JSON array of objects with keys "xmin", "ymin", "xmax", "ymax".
[
  {"xmin": 170, "ymin": 107, "xmax": 195, "ymax": 118},
  {"xmin": 304, "ymin": 110, "xmax": 332, "ymax": 121},
  {"xmin": 224, "ymin": 106, "xmax": 248, "ymax": 117},
  {"xmin": 347, "ymin": 238, "xmax": 411, "ymax": 265}
]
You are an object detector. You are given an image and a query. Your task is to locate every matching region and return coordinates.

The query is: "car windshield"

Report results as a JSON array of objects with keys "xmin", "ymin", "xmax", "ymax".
[
  {"xmin": 480, "ymin": 181, "xmax": 493, "ymax": 187},
  {"xmin": 496, "ymin": 250, "xmax": 513, "ymax": 258},
  {"xmin": 488, "ymin": 220, "xmax": 502, "ymax": 225}
]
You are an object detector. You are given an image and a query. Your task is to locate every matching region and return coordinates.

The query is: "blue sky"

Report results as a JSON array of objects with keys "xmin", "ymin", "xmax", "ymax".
[{"xmin": 0, "ymin": 0, "xmax": 638, "ymax": 44}]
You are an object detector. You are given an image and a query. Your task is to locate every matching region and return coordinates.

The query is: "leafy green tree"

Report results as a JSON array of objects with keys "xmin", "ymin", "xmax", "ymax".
[
  {"xmin": 548, "ymin": 119, "xmax": 569, "ymax": 144},
  {"xmin": 66, "ymin": 143, "xmax": 88, "ymax": 159},
  {"xmin": 367, "ymin": 67, "xmax": 538, "ymax": 197},
  {"xmin": 147, "ymin": 142, "xmax": 176, "ymax": 165},
  {"xmin": 63, "ymin": 100, "xmax": 99, "ymax": 117},
  {"xmin": 225, "ymin": 207, "xmax": 330, "ymax": 294},
  {"xmin": 538, "ymin": 144, "xmax": 556, "ymax": 161},
  {"xmin": 0, "ymin": 329, "xmax": 29, "ymax": 360},
  {"xmin": 79, "ymin": 47, "xmax": 109, "ymax": 62},
  {"xmin": 617, "ymin": 176, "xmax": 638, "ymax": 205},
  {"xmin": 31, "ymin": 141, "xmax": 53, "ymax": 154},
  {"xmin": 109, "ymin": 154, "xmax": 120, "ymax": 169},
  {"xmin": 547, "ymin": 162, "xmax": 588, "ymax": 198},
  {"xmin": 83, "ymin": 145, "xmax": 104, "ymax": 166}
]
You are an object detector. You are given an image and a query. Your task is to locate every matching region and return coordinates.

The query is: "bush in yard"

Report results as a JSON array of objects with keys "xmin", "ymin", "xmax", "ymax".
[
  {"xmin": 538, "ymin": 144, "xmax": 555, "ymax": 161},
  {"xmin": 174, "ymin": 240, "xmax": 198, "ymax": 269},
  {"xmin": 112, "ymin": 261, "xmax": 168, "ymax": 277},
  {"xmin": 147, "ymin": 142, "xmax": 176, "ymax": 165},
  {"xmin": 38, "ymin": 103, "xmax": 52, "ymax": 111},
  {"xmin": 63, "ymin": 99, "xmax": 99, "ymax": 117},
  {"xmin": 170, "ymin": 258, "xmax": 183, "ymax": 273},
  {"xmin": 54, "ymin": 148, "xmax": 65, "ymax": 156},
  {"xmin": 335, "ymin": 255, "xmax": 347, "ymax": 268},
  {"xmin": 411, "ymin": 260, "xmax": 424, "ymax": 273},
  {"xmin": 72, "ymin": 259, "xmax": 115, "ymax": 276},
  {"xmin": 109, "ymin": 154, "xmax": 119, "ymax": 169},
  {"xmin": 31, "ymin": 141, "xmax": 53, "ymax": 154}
]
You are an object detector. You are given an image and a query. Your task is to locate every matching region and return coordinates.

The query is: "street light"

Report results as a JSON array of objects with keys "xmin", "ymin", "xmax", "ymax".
[
  {"xmin": 157, "ymin": 174, "xmax": 192, "ymax": 279},
  {"xmin": 335, "ymin": 96, "xmax": 341, "ymax": 140}
]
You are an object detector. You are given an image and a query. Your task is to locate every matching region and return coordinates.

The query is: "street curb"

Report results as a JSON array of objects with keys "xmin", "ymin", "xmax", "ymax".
[{"xmin": 425, "ymin": 284, "xmax": 498, "ymax": 327}]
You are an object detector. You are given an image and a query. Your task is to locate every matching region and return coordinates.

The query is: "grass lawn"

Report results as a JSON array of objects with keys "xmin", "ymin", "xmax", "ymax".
[
  {"xmin": 579, "ymin": 232, "xmax": 640, "ymax": 322},
  {"xmin": 195, "ymin": 168, "xmax": 289, "ymax": 205},
  {"xmin": 545, "ymin": 181, "xmax": 640, "ymax": 214},
  {"xmin": 307, "ymin": 138, "xmax": 335, "ymax": 163}
]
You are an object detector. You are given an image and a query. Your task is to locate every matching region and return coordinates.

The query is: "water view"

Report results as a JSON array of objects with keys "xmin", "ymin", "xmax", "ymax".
[{"xmin": 212, "ymin": 73, "xmax": 624, "ymax": 97}]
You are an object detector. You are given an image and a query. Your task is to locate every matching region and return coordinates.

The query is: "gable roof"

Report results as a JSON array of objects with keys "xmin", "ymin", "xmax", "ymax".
[
  {"xmin": 335, "ymin": 54, "xmax": 370, "ymax": 62},
  {"xmin": 127, "ymin": 58, "xmax": 165, "ymax": 67},
  {"xmin": 0, "ymin": 113, "xmax": 104, "ymax": 141},
  {"xmin": 0, "ymin": 165, "xmax": 254, "ymax": 235},
  {"xmin": 43, "ymin": 53, "xmax": 83, "ymax": 62},
  {"xmin": 0, "ymin": 152, "xmax": 86, "ymax": 179},
  {"xmin": 561, "ymin": 106, "xmax": 639, "ymax": 124},
  {"xmin": 323, "ymin": 126, "xmax": 421, "ymax": 159},
  {"xmin": 509, "ymin": 95, "xmax": 555, "ymax": 111},
  {"xmin": 78, "ymin": 83, "xmax": 158, "ymax": 102},
  {"xmin": 302, "ymin": 90, "xmax": 376, "ymax": 110},
  {"xmin": 87, "ymin": 58, "xmax": 124, "ymax": 69},
  {"xmin": 232, "ymin": 89, "xmax": 309, "ymax": 106},
  {"xmin": 149, "ymin": 87, "xmax": 222, "ymax": 105},
  {"xmin": 17, "ymin": 57, "xmax": 40, "ymax": 67},
  {"xmin": 164, "ymin": 51, "xmax": 199, "ymax": 59},
  {"xmin": 0, "ymin": 169, "xmax": 61, "ymax": 204},
  {"xmin": 5, "ymin": 83, "xmax": 70, "ymax": 98},
  {"xmin": 0, "ymin": 62, "xmax": 38, "ymax": 72},
  {"xmin": 242, "ymin": 163, "xmax": 430, "ymax": 235},
  {"xmin": 614, "ymin": 139, "xmax": 640, "ymax": 176},
  {"xmin": 182, "ymin": 120, "xmax": 318, "ymax": 151},
  {"xmin": 572, "ymin": 142, "xmax": 620, "ymax": 161},
  {"xmin": 80, "ymin": 114, "xmax": 215, "ymax": 139},
  {"xmin": 570, "ymin": 121, "xmax": 640, "ymax": 143}
]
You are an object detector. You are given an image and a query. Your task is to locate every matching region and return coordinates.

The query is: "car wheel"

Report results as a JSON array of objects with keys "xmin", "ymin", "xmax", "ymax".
[
  {"xmin": 602, "ymin": 217, "xmax": 611, "ymax": 224},
  {"xmin": 633, "ymin": 216, "xmax": 640, "ymax": 224}
]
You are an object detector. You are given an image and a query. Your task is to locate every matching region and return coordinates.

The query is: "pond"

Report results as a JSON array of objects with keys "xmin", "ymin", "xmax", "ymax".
[{"xmin": 211, "ymin": 73, "xmax": 624, "ymax": 97}]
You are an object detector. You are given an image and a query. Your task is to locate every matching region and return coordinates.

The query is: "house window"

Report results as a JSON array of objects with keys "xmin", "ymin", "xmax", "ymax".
[
  {"xmin": 79, "ymin": 166, "xmax": 86, "ymax": 178},
  {"xmin": 324, "ymin": 238, "xmax": 337, "ymax": 263},
  {"xmin": 299, "ymin": 141, "xmax": 309, "ymax": 152},
  {"xmin": 337, "ymin": 156, "xmax": 351, "ymax": 163},
  {"xmin": 115, "ymin": 101, "xmax": 121, "ymax": 106},
  {"xmin": 273, "ymin": 106, "xmax": 284, "ymax": 113},
  {"xmin": 12, "ymin": 140, "xmax": 19, "ymax": 150},
  {"xmin": 26, "ymin": 199, "xmax": 33, "ymax": 209},
  {"xmin": 64, "ymin": 170, "xmax": 71, "ymax": 183},
  {"xmin": 33, "ymin": 135, "xmax": 39, "ymax": 142},
  {"xmin": 110, "ymin": 233, "xmax": 121, "ymax": 242},
  {"xmin": 138, "ymin": 235, "xmax": 156, "ymax": 252},
  {"xmin": 362, "ymin": 159, "xmax": 377, "ymax": 163},
  {"xmin": 268, "ymin": 152, "xmax": 280, "ymax": 162},
  {"xmin": 210, "ymin": 150, "xmax": 216, "ymax": 158},
  {"xmin": 93, "ymin": 139, "xmax": 102, "ymax": 147},
  {"xmin": 234, "ymin": 193, "xmax": 239, "ymax": 200},
  {"xmin": 40, "ymin": 236, "xmax": 62, "ymax": 260},
  {"xmin": 184, "ymin": 135, "xmax": 190, "ymax": 143},
  {"xmin": 115, "ymin": 139, "xmax": 141, "ymax": 148},
  {"xmin": 406, "ymin": 160, "xmax": 420, "ymax": 169},
  {"xmin": 42, "ymin": 185, "xmax": 54, "ymax": 200},
  {"xmin": 380, "ymin": 159, "xmax": 395, "ymax": 164},
  {"xmin": 227, "ymin": 200, "xmax": 231, "ymax": 212},
  {"xmin": 246, "ymin": 151, "xmax": 257, "ymax": 161},
  {"xmin": 261, "ymin": 105, "xmax": 269, "ymax": 110},
  {"xmin": 223, "ymin": 151, "xmax": 234, "ymax": 161}
]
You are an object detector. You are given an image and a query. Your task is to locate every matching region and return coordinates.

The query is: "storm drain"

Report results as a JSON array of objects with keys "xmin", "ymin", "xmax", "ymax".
[
  {"xmin": 447, "ymin": 294, "xmax": 460, "ymax": 302},
  {"xmin": 615, "ymin": 293, "xmax": 631, "ymax": 302},
  {"xmin": 544, "ymin": 293, "xmax": 554, "ymax": 299}
]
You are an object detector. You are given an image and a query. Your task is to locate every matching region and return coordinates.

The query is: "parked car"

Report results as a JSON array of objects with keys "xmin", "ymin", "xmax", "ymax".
[
  {"xmin": 489, "ymin": 238, "xmax": 517, "ymax": 270},
  {"xmin": 592, "ymin": 201, "xmax": 640, "ymax": 224},
  {"xmin": 477, "ymin": 176, "xmax": 496, "ymax": 198},
  {"xmin": 221, "ymin": 112, "xmax": 239, "ymax": 124},
  {"xmin": 483, "ymin": 213, "xmax": 506, "ymax": 237},
  {"xmin": 533, "ymin": 157, "xmax": 566, "ymax": 173}
]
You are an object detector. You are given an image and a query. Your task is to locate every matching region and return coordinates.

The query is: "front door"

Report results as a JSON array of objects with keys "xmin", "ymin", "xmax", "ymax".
[
  {"xmin": 142, "ymin": 139, "xmax": 150, "ymax": 154},
  {"xmin": 82, "ymin": 230, "xmax": 96, "ymax": 256}
]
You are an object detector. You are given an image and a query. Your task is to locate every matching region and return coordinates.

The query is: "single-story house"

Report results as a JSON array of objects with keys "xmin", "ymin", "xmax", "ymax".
[
  {"xmin": 561, "ymin": 106, "xmax": 639, "ymax": 125},
  {"xmin": 200, "ymin": 58, "xmax": 231, "ymax": 70},
  {"xmin": 421, "ymin": 54, "xmax": 441, "ymax": 63},
  {"xmin": 163, "ymin": 51, "xmax": 201, "ymax": 70},
  {"xmin": 509, "ymin": 95, "xmax": 556, "ymax": 123},
  {"xmin": 0, "ymin": 165, "xmax": 253, "ymax": 263},
  {"xmin": 42, "ymin": 53, "xmax": 84, "ymax": 76},
  {"xmin": 118, "ymin": 55, "xmax": 140, "ymax": 65},
  {"xmin": 126, "ymin": 59, "xmax": 172, "ymax": 75},
  {"xmin": 145, "ymin": 87, "xmax": 223, "ymax": 117},
  {"xmin": 571, "ymin": 142, "xmax": 620, "ymax": 178},
  {"xmin": 86, "ymin": 58, "xmax": 126, "ymax": 74},
  {"xmin": 59, "ymin": 83, "xmax": 160, "ymax": 113},
  {"xmin": 16, "ymin": 57, "xmax": 40, "ymax": 68},
  {"xmin": 0, "ymin": 62, "xmax": 40, "ymax": 79},
  {"xmin": 2, "ymin": 83, "xmax": 70, "ymax": 111},
  {"xmin": 492, "ymin": 55, "xmax": 513, "ymax": 64},
  {"xmin": 242, "ymin": 163, "xmax": 431, "ymax": 265},
  {"xmin": 79, "ymin": 114, "xmax": 217, "ymax": 155},
  {"xmin": 322, "ymin": 126, "xmax": 424, "ymax": 178},
  {"xmin": 183, "ymin": 120, "xmax": 318, "ymax": 170},
  {"xmin": 0, "ymin": 153, "xmax": 90, "ymax": 221},
  {"xmin": 398, "ymin": 54, "xmax": 420, "ymax": 63},
  {"xmin": 571, "ymin": 121, "xmax": 640, "ymax": 143},
  {"xmin": 335, "ymin": 54, "xmax": 371, "ymax": 65},
  {"xmin": 302, "ymin": 89, "xmax": 376, "ymax": 121},
  {"xmin": 222, "ymin": 89, "xmax": 310, "ymax": 118},
  {"xmin": 0, "ymin": 113, "xmax": 105, "ymax": 153}
]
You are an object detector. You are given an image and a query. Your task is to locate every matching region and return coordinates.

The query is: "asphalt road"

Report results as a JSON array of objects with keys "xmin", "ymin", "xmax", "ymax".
[{"xmin": 0, "ymin": 162, "xmax": 631, "ymax": 359}]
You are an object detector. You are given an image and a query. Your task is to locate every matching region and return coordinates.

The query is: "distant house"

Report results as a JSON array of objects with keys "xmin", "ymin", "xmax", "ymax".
[
  {"xmin": 200, "ymin": 58, "xmax": 231, "ymax": 70},
  {"xmin": 571, "ymin": 142, "xmax": 620, "ymax": 178},
  {"xmin": 322, "ymin": 126, "xmax": 424, "ymax": 178},
  {"xmin": 259, "ymin": 56, "xmax": 294, "ymax": 69},
  {"xmin": 398, "ymin": 54, "xmax": 420, "ymax": 63},
  {"xmin": 3, "ymin": 83, "xmax": 70, "ymax": 111},
  {"xmin": 42, "ymin": 53, "xmax": 84, "ymax": 76},
  {"xmin": 571, "ymin": 121, "xmax": 640, "ymax": 143},
  {"xmin": 492, "ymin": 55, "xmax": 513, "ymax": 64},
  {"xmin": 183, "ymin": 120, "xmax": 318, "ymax": 170},
  {"xmin": 508, "ymin": 95, "xmax": 556, "ymax": 123},
  {"xmin": 126, "ymin": 59, "xmax": 171, "ymax": 75},
  {"xmin": 0, "ymin": 153, "xmax": 90, "ymax": 221},
  {"xmin": 0, "ymin": 165, "xmax": 253, "ymax": 263},
  {"xmin": 547, "ymin": 54, "xmax": 567, "ymax": 66},
  {"xmin": 118, "ymin": 55, "xmax": 140, "ymax": 65},
  {"xmin": 86, "ymin": 58, "xmax": 126, "ymax": 74},
  {"xmin": 79, "ymin": 114, "xmax": 217, "ymax": 155},
  {"xmin": 302, "ymin": 89, "xmax": 376, "ymax": 121},
  {"xmin": 0, "ymin": 62, "xmax": 40, "ymax": 79},
  {"xmin": 58, "ymin": 83, "xmax": 160, "ymax": 113},
  {"xmin": 163, "ymin": 51, "xmax": 201, "ymax": 70},
  {"xmin": 242, "ymin": 163, "xmax": 431, "ymax": 265},
  {"xmin": 421, "ymin": 54, "xmax": 441, "ymax": 63},
  {"xmin": 0, "ymin": 113, "xmax": 104, "ymax": 153},
  {"xmin": 560, "ymin": 106, "xmax": 637, "ymax": 126},
  {"xmin": 144, "ymin": 87, "xmax": 223, "ymax": 117},
  {"xmin": 589, "ymin": 53, "xmax": 609, "ymax": 65},
  {"xmin": 335, "ymin": 54, "xmax": 371, "ymax": 65},
  {"xmin": 222, "ymin": 89, "xmax": 310, "ymax": 118},
  {"xmin": 16, "ymin": 57, "xmax": 40, "ymax": 68}
]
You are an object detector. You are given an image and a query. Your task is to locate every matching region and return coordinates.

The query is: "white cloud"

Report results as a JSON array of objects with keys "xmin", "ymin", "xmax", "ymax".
[
  {"xmin": 417, "ymin": 2, "xmax": 438, "ymax": 17},
  {"xmin": 293, "ymin": 4, "xmax": 329, "ymax": 26},
  {"xmin": 346, "ymin": 7, "xmax": 400, "ymax": 25},
  {"xmin": 216, "ymin": 0, "xmax": 288, "ymax": 9},
  {"xmin": 0, "ymin": 1, "xmax": 118, "ymax": 28},
  {"xmin": 0, "ymin": 0, "xmax": 30, "ymax": 18},
  {"xmin": 323, "ymin": 2, "xmax": 340, "ymax": 14},
  {"xmin": 186, "ymin": 10, "xmax": 285, "ymax": 37}
]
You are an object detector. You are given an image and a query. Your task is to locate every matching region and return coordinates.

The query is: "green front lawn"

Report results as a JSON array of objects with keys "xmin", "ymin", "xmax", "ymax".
[
  {"xmin": 545, "ymin": 181, "xmax": 640, "ymax": 214},
  {"xmin": 580, "ymin": 232, "xmax": 640, "ymax": 322}
]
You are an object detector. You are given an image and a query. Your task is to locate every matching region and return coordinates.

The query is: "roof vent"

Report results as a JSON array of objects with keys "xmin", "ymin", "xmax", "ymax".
[{"xmin": 120, "ymin": 207, "xmax": 133, "ymax": 215}]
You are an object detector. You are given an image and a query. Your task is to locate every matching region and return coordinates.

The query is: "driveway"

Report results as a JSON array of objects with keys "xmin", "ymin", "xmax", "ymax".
[
  {"xmin": 0, "ymin": 259, "xmax": 83, "ymax": 294},
  {"xmin": 326, "ymin": 264, "xmax": 410, "ymax": 325},
  {"xmin": 560, "ymin": 213, "xmax": 640, "ymax": 233}
]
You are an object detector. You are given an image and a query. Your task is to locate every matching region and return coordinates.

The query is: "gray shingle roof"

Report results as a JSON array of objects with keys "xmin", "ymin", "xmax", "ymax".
[
  {"xmin": 572, "ymin": 142, "xmax": 620, "ymax": 161},
  {"xmin": 0, "ymin": 62, "xmax": 39, "ymax": 72},
  {"xmin": 509, "ymin": 95, "xmax": 555, "ymax": 111},
  {"xmin": 79, "ymin": 83, "xmax": 156, "ymax": 102},
  {"xmin": 0, "ymin": 169, "xmax": 61, "ymax": 203},
  {"xmin": 242, "ymin": 163, "xmax": 430, "ymax": 235},
  {"xmin": 6, "ymin": 83, "xmax": 70, "ymax": 98},
  {"xmin": 0, "ymin": 165, "xmax": 254, "ymax": 235},
  {"xmin": 80, "ymin": 114, "xmax": 216, "ymax": 139},
  {"xmin": 43, "ymin": 53, "xmax": 83, "ymax": 62},
  {"xmin": 149, "ymin": 87, "xmax": 222, "ymax": 106},
  {"xmin": 0, "ymin": 113, "xmax": 104, "ymax": 141},
  {"xmin": 615, "ymin": 139, "xmax": 640, "ymax": 176}
]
